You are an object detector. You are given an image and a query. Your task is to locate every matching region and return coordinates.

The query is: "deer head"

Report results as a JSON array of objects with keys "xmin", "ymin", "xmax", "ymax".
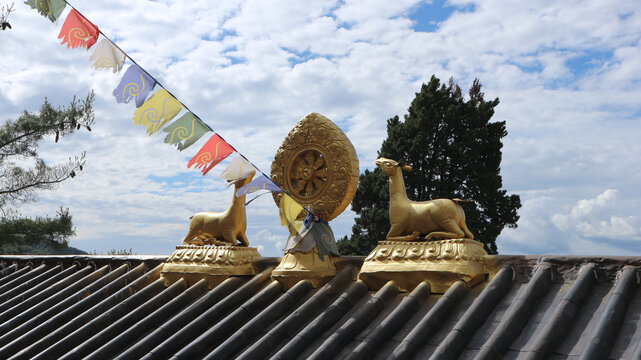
[
  {"xmin": 375, "ymin": 158, "xmax": 412, "ymax": 176},
  {"xmin": 229, "ymin": 171, "xmax": 255, "ymax": 190}
]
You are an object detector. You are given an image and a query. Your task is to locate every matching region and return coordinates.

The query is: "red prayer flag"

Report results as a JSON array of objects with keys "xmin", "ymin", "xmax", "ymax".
[
  {"xmin": 58, "ymin": 9, "xmax": 99, "ymax": 49},
  {"xmin": 187, "ymin": 134, "xmax": 234, "ymax": 175}
]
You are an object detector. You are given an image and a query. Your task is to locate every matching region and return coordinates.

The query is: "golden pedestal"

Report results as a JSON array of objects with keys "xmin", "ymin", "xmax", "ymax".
[
  {"xmin": 359, "ymin": 239, "xmax": 488, "ymax": 293},
  {"xmin": 161, "ymin": 245, "xmax": 260, "ymax": 288},
  {"xmin": 271, "ymin": 247, "xmax": 337, "ymax": 289}
]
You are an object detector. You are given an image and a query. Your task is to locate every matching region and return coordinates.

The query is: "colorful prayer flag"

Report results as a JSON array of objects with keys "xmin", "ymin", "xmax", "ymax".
[
  {"xmin": 311, "ymin": 220, "xmax": 340, "ymax": 260},
  {"xmin": 283, "ymin": 210, "xmax": 315, "ymax": 252},
  {"xmin": 283, "ymin": 223, "xmax": 315, "ymax": 253},
  {"xmin": 25, "ymin": 0, "xmax": 66, "ymax": 22},
  {"xmin": 219, "ymin": 156, "xmax": 257, "ymax": 182},
  {"xmin": 163, "ymin": 113, "xmax": 209, "ymax": 151},
  {"xmin": 113, "ymin": 64, "xmax": 156, "ymax": 107},
  {"xmin": 89, "ymin": 39, "xmax": 126, "ymax": 73},
  {"xmin": 187, "ymin": 134, "xmax": 234, "ymax": 176},
  {"xmin": 279, "ymin": 194, "xmax": 305, "ymax": 236},
  {"xmin": 132, "ymin": 89, "xmax": 182, "ymax": 134},
  {"xmin": 236, "ymin": 174, "xmax": 281, "ymax": 197},
  {"xmin": 58, "ymin": 9, "xmax": 99, "ymax": 49}
]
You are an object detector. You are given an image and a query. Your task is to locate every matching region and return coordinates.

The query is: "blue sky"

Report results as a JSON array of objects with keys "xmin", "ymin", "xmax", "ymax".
[
  {"xmin": 410, "ymin": 0, "xmax": 464, "ymax": 32},
  {"xmin": 1, "ymin": 0, "xmax": 641, "ymax": 256}
]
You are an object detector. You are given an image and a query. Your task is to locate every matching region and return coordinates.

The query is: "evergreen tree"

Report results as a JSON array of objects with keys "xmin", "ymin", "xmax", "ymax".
[
  {"xmin": 338, "ymin": 76, "xmax": 521, "ymax": 255},
  {"xmin": 0, "ymin": 208, "xmax": 86, "ymax": 254},
  {"xmin": 0, "ymin": 93, "xmax": 94, "ymax": 254}
]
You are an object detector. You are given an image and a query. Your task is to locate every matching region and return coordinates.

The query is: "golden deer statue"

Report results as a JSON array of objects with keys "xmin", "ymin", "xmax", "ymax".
[
  {"xmin": 183, "ymin": 172, "xmax": 255, "ymax": 246},
  {"xmin": 376, "ymin": 158, "xmax": 474, "ymax": 241}
]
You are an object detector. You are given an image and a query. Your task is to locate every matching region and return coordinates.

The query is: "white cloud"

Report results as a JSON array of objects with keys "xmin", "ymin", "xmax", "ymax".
[
  {"xmin": 550, "ymin": 189, "xmax": 641, "ymax": 240},
  {"xmin": 2, "ymin": 0, "xmax": 641, "ymax": 257},
  {"xmin": 501, "ymin": 189, "xmax": 641, "ymax": 255}
]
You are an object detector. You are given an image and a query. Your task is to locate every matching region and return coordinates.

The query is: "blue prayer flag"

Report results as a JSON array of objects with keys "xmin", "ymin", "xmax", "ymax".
[
  {"xmin": 236, "ymin": 174, "xmax": 281, "ymax": 197},
  {"xmin": 113, "ymin": 64, "xmax": 156, "ymax": 107}
]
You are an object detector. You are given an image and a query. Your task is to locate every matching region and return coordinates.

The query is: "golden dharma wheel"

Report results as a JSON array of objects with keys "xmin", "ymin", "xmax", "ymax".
[{"xmin": 271, "ymin": 113, "xmax": 359, "ymax": 221}]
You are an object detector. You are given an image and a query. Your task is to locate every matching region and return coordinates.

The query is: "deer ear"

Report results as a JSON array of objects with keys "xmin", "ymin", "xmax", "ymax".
[{"xmin": 399, "ymin": 162, "xmax": 412, "ymax": 172}]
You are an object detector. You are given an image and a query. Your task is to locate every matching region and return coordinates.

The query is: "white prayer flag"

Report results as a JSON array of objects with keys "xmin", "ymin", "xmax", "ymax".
[
  {"xmin": 219, "ymin": 155, "xmax": 257, "ymax": 182},
  {"xmin": 89, "ymin": 39, "xmax": 126, "ymax": 73}
]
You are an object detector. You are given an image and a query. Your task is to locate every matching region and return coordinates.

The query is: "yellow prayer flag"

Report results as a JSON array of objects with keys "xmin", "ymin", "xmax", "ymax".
[
  {"xmin": 279, "ymin": 194, "xmax": 304, "ymax": 236},
  {"xmin": 132, "ymin": 89, "xmax": 183, "ymax": 134}
]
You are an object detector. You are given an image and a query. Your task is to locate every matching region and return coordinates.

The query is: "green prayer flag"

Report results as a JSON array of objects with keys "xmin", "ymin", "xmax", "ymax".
[
  {"xmin": 163, "ymin": 113, "xmax": 210, "ymax": 151},
  {"xmin": 311, "ymin": 220, "xmax": 340, "ymax": 260},
  {"xmin": 24, "ymin": 0, "xmax": 66, "ymax": 22}
]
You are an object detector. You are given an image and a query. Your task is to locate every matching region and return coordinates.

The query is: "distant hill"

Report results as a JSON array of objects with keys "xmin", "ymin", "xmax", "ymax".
[
  {"xmin": 0, "ymin": 210, "xmax": 87, "ymax": 255},
  {"xmin": 0, "ymin": 238, "xmax": 87, "ymax": 255}
]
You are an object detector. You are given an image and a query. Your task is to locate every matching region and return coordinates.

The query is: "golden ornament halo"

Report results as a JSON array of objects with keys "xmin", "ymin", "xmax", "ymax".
[{"xmin": 271, "ymin": 113, "xmax": 359, "ymax": 221}]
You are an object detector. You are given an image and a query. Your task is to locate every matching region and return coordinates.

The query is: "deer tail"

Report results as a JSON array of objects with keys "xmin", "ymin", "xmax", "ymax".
[{"xmin": 452, "ymin": 198, "xmax": 471, "ymax": 203}]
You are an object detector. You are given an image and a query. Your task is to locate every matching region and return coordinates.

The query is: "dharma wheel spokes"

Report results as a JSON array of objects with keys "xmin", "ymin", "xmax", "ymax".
[{"xmin": 289, "ymin": 149, "xmax": 328, "ymax": 198}]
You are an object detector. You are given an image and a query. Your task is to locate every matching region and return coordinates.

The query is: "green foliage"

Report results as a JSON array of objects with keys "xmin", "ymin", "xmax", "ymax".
[
  {"xmin": 0, "ymin": 92, "xmax": 94, "ymax": 213},
  {"xmin": 338, "ymin": 76, "xmax": 521, "ymax": 255},
  {"xmin": 0, "ymin": 208, "xmax": 86, "ymax": 254},
  {"xmin": 0, "ymin": 93, "xmax": 95, "ymax": 254}
]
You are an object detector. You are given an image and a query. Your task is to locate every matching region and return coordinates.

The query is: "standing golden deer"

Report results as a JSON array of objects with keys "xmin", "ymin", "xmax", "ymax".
[{"xmin": 376, "ymin": 158, "xmax": 474, "ymax": 241}]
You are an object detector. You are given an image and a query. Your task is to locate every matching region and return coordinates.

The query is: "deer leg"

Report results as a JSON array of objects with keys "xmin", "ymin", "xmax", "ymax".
[
  {"xmin": 387, "ymin": 231, "xmax": 420, "ymax": 241},
  {"xmin": 211, "ymin": 239, "xmax": 229, "ymax": 246},
  {"xmin": 221, "ymin": 231, "xmax": 238, "ymax": 246},
  {"xmin": 183, "ymin": 229, "xmax": 202, "ymax": 245},
  {"xmin": 460, "ymin": 221, "xmax": 474, "ymax": 240},
  {"xmin": 237, "ymin": 232, "xmax": 249, "ymax": 247},
  {"xmin": 185, "ymin": 238, "xmax": 205, "ymax": 246},
  {"xmin": 386, "ymin": 224, "xmax": 405, "ymax": 239},
  {"xmin": 426, "ymin": 219, "xmax": 465, "ymax": 240}
]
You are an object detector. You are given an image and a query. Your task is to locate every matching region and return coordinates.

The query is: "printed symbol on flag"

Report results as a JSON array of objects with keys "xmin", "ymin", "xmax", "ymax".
[
  {"xmin": 113, "ymin": 64, "xmax": 156, "ymax": 107},
  {"xmin": 25, "ymin": 0, "xmax": 66, "ymax": 22},
  {"xmin": 58, "ymin": 9, "xmax": 99, "ymax": 49},
  {"xmin": 279, "ymin": 193, "xmax": 305, "ymax": 236},
  {"xmin": 187, "ymin": 134, "xmax": 234, "ymax": 176},
  {"xmin": 236, "ymin": 174, "xmax": 281, "ymax": 197},
  {"xmin": 133, "ymin": 89, "xmax": 182, "ymax": 134},
  {"xmin": 219, "ymin": 156, "xmax": 256, "ymax": 182},
  {"xmin": 311, "ymin": 220, "xmax": 339, "ymax": 260},
  {"xmin": 89, "ymin": 39, "xmax": 126, "ymax": 73},
  {"xmin": 163, "ymin": 113, "xmax": 209, "ymax": 151}
]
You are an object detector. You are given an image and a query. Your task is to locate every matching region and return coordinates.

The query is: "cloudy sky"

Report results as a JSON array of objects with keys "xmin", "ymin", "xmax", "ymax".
[{"xmin": 1, "ymin": 0, "xmax": 640, "ymax": 256}]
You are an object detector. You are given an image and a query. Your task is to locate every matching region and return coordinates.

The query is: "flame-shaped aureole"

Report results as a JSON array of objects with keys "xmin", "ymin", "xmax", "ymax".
[
  {"xmin": 113, "ymin": 64, "xmax": 156, "ymax": 107},
  {"xmin": 58, "ymin": 9, "xmax": 99, "ymax": 49},
  {"xmin": 25, "ymin": 0, "xmax": 66, "ymax": 22},
  {"xmin": 89, "ymin": 39, "xmax": 126, "ymax": 73},
  {"xmin": 219, "ymin": 156, "xmax": 257, "ymax": 182},
  {"xmin": 163, "ymin": 113, "xmax": 210, "ymax": 151},
  {"xmin": 187, "ymin": 134, "xmax": 234, "ymax": 176},
  {"xmin": 132, "ymin": 89, "xmax": 182, "ymax": 134}
]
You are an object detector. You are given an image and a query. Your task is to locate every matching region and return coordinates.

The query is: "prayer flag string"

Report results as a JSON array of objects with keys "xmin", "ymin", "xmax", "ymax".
[{"xmin": 27, "ymin": 0, "xmax": 312, "ymax": 217}]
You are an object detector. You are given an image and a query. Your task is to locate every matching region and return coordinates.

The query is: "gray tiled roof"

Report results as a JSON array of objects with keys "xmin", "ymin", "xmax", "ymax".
[{"xmin": 0, "ymin": 254, "xmax": 639, "ymax": 359}]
